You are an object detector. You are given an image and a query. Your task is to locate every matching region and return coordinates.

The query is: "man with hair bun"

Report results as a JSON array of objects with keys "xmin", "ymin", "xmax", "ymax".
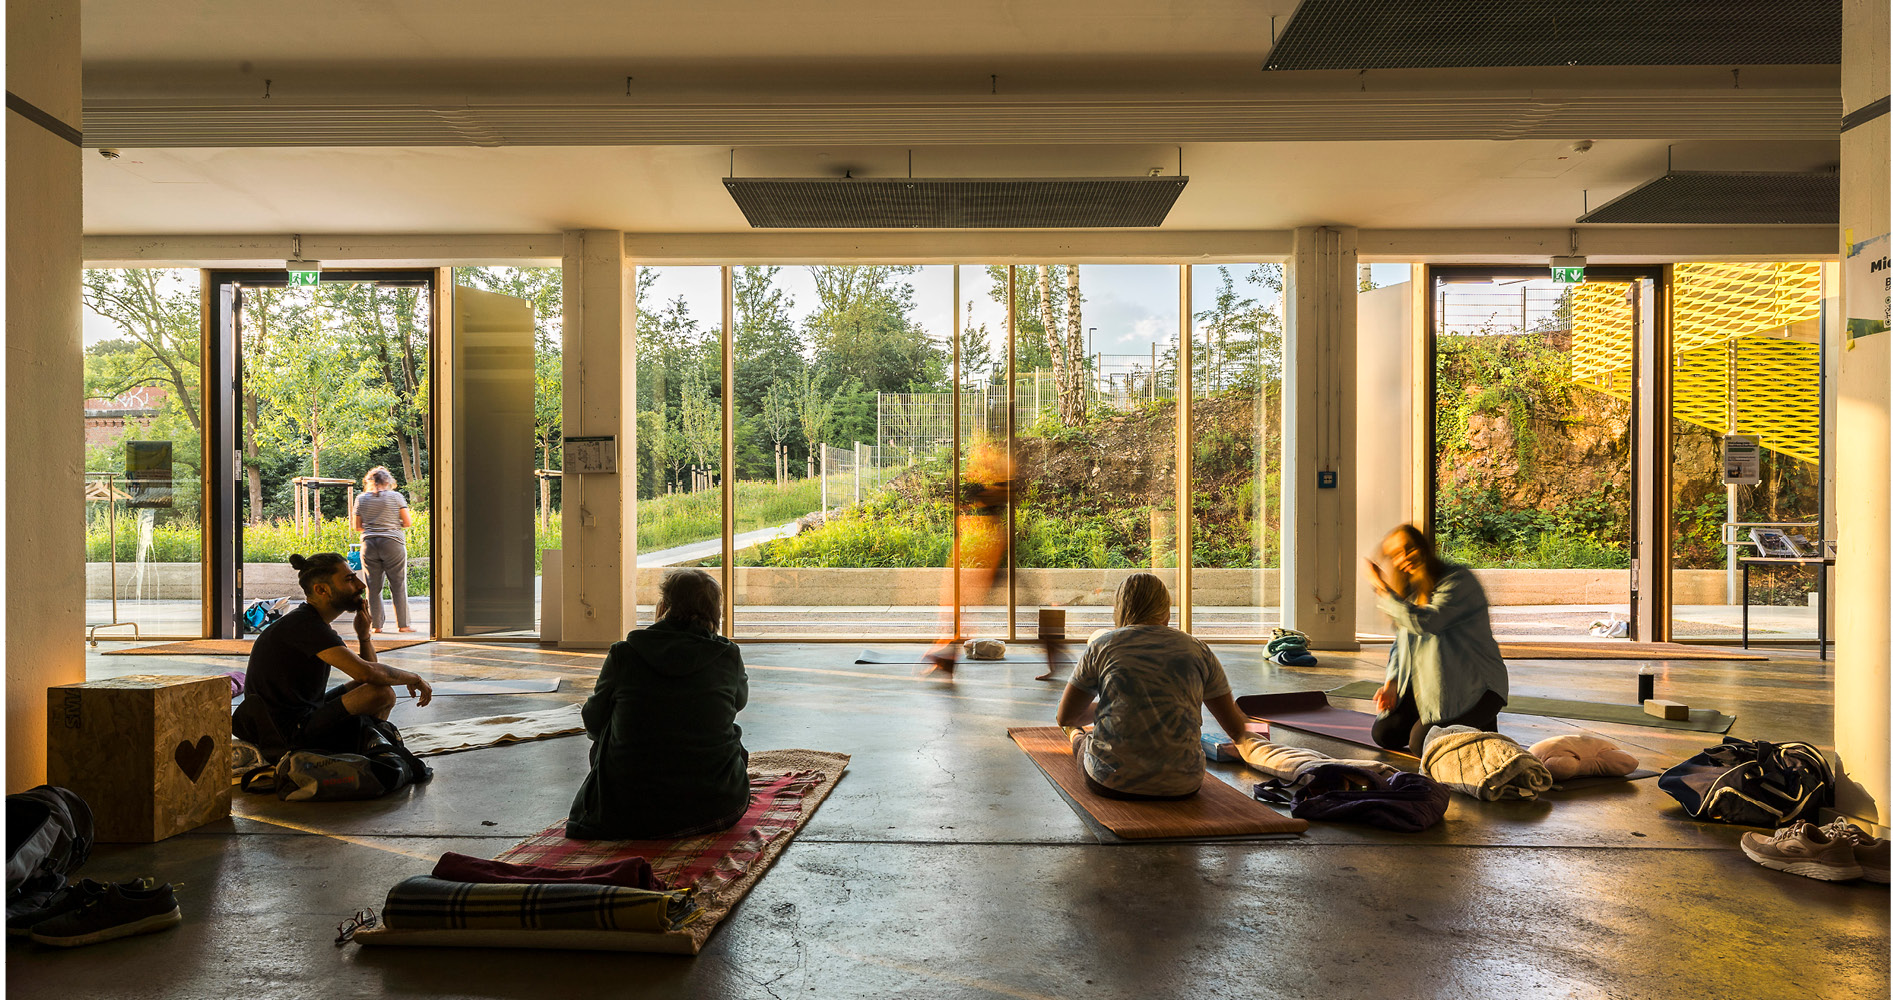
[{"xmin": 232, "ymin": 552, "xmax": 434, "ymax": 763}]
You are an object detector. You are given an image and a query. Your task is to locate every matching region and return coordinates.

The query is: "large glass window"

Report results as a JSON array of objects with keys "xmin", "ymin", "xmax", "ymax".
[
  {"xmin": 1014, "ymin": 265, "xmax": 1178, "ymax": 639},
  {"xmin": 82, "ymin": 268, "xmax": 205, "ymax": 639},
  {"xmin": 633, "ymin": 266, "xmax": 725, "ymax": 626},
  {"xmin": 1189, "ymin": 263, "xmax": 1286, "ymax": 638},
  {"xmin": 1667, "ymin": 262, "xmax": 1827, "ymax": 644},
  {"xmin": 730, "ymin": 265, "xmax": 955, "ymax": 638}
]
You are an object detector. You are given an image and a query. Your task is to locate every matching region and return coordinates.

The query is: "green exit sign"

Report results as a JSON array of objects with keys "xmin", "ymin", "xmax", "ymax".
[
  {"xmin": 286, "ymin": 264, "xmax": 321, "ymax": 286},
  {"xmin": 1551, "ymin": 266, "xmax": 1585, "ymax": 283}
]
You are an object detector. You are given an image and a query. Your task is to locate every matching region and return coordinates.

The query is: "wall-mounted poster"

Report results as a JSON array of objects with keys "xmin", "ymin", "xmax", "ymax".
[
  {"xmin": 563, "ymin": 435, "xmax": 617, "ymax": 475},
  {"xmin": 1721, "ymin": 434, "xmax": 1761, "ymax": 486},
  {"xmin": 1846, "ymin": 232, "xmax": 1889, "ymax": 344}
]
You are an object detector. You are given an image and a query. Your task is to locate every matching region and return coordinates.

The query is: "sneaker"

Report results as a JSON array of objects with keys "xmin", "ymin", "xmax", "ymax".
[
  {"xmin": 7, "ymin": 879, "xmax": 109, "ymax": 936},
  {"xmin": 1822, "ymin": 820, "xmax": 1891, "ymax": 884},
  {"xmin": 28, "ymin": 880, "xmax": 181, "ymax": 948},
  {"xmin": 1740, "ymin": 822, "xmax": 1864, "ymax": 882}
]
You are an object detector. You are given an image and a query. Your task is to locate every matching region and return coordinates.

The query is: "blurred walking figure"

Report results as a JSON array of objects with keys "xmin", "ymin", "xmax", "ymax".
[
  {"xmin": 923, "ymin": 441, "xmax": 1071, "ymax": 679},
  {"xmin": 352, "ymin": 466, "xmax": 415, "ymax": 634}
]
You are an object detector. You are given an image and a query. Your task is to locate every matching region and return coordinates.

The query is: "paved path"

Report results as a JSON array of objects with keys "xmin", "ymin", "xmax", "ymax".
[{"xmin": 635, "ymin": 519, "xmax": 802, "ymax": 567}]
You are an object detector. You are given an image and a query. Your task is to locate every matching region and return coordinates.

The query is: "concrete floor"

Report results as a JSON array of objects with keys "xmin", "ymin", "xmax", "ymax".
[{"xmin": 9, "ymin": 641, "xmax": 1885, "ymax": 999}]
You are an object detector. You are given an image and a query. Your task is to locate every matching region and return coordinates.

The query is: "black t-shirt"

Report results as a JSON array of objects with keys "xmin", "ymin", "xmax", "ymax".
[{"xmin": 235, "ymin": 602, "xmax": 345, "ymax": 750}]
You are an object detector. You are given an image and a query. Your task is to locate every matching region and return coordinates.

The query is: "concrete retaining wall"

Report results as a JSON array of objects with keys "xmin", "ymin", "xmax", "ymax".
[{"xmin": 90, "ymin": 562, "xmax": 1736, "ymax": 606}]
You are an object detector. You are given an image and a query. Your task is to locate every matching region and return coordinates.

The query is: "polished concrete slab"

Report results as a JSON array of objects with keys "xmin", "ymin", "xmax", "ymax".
[{"xmin": 9, "ymin": 640, "xmax": 1884, "ymax": 999}]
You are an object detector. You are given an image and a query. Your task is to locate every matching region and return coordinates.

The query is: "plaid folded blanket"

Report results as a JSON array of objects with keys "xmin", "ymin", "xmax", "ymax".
[{"xmin": 382, "ymin": 876, "xmax": 699, "ymax": 933}]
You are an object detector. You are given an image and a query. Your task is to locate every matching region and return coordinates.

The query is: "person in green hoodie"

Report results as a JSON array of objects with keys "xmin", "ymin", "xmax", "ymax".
[
  {"xmin": 566, "ymin": 569, "xmax": 751, "ymax": 840},
  {"xmin": 1365, "ymin": 524, "xmax": 1509, "ymax": 755}
]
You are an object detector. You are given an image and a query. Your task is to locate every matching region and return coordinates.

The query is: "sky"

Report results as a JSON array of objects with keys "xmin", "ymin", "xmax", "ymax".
[{"xmin": 638, "ymin": 261, "xmax": 1415, "ymax": 369}]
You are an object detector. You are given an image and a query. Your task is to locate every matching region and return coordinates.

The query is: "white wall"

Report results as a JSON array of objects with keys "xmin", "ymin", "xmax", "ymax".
[{"xmin": 1354, "ymin": 279, "xmax": 1415, "ymax": 635}]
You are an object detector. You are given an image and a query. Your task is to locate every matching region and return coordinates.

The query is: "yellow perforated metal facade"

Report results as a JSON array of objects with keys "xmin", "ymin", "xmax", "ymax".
[{"xmin": 1568, "ymin": 262, "xmax": 1824, "ymax": 464}]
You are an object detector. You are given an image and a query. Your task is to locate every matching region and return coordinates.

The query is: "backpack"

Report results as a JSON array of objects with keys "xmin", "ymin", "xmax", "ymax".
[
  {"xmin": 1657, "ymin": 737, "xmax": 1833, "ymax": 827},
  {"xmin": 6, "ymin": 786, "xmax": 94, "ymax": 913},
  {"xmin": 241, "ymin": 720, "xmax": 433, "ymax": 801}
]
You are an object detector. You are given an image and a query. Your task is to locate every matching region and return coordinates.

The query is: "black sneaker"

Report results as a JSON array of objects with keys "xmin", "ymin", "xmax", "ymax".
[
  {"xmin": 5, "ymin": 879, "xmax": 145, "ymax": 937},
  {"xmin": 28, "ymin": 880, "xmax": 180, "ymax": 948}
]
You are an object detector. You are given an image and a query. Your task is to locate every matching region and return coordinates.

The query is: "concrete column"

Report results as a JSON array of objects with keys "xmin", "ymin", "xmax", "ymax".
[
  {"xmin": 1282, "ymin": 226, "xmax": 1360, "ymax": 650},
  {"xmin": 1832, "ymin": 0, "xmax": 1890, "ymax": 830},
  {"xmin": 6, "ymin": 0, "xmax": 83, "ymax": 790},
  {"xmin": 558, "ymin": 231, "xmax": 638, "ymax": 647}
]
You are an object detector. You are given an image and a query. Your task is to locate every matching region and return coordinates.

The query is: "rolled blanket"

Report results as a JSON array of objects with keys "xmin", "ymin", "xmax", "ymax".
[
  {"xmin": 1528, "ymin": 735, "xmax": 1639, "ymax": 781},
  {"xmin": 382, "ymin": 876, "xmax": 699, "ymax": 933},
  {"xmin": 1238, "ymin": 740, "xmax": 1405, "ymax": 788},
  {"xmin": 431, "ymin": 852, "xmax": 666, "ymax": 890},
  {"xmin": 1420, "ymin": 725, "xmax": 1554, "ymax": 801},
  {"xmin": 1289, "ymin": 764, "xmax": 1450, "ymax": 833}
]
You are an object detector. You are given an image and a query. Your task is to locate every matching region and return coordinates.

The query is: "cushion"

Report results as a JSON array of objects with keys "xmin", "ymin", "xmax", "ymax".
[{"xmin": 1528, "ymin": 734, "xmax": 1639, "ymax": 780}]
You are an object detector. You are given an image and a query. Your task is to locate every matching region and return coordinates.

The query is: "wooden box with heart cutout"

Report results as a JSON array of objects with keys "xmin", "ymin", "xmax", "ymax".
[{"xmin": 47, "ymin": 674, "xmax": 232, "ymax": 843}]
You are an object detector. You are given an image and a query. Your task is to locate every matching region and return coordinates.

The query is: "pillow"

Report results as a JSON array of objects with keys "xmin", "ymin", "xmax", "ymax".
[{"xmin": 1528, "ymin": 734, "xmax": 1639, "ymax": 780}]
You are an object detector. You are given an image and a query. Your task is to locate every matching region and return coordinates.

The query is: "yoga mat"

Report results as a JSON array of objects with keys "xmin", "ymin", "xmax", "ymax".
[
  {"xmin": 1008, "ymin": 726, "xmax": 1307, "ymax": 839},
  {"xmin": 1233, "ymin": 692, "xmax": 1408, "ymax": 756},
  {"xmin": 107, "ymin": 637, "xmax": 431, "ymax": 656},
  {"xmin": 1324, "ymin": 681, "xmax": 1737, "ymax": 735},
  {"xmin": 1494, "ymin": 641, "xmax": 1765, "ymax": 661},
  {"xmin": 353, "ymin": 748, "xmax": 848, "ymax": 955},
  {"xmin": 856, "ymin": 647, "xmax": 1051, "ymax": 664},
  {"xmin": 420, "ymin": 678, "xmax": 562, "ymax": 696},
  {"xmin": 398, "ymin": 704, "xmax": 586, "ymax": 756}
]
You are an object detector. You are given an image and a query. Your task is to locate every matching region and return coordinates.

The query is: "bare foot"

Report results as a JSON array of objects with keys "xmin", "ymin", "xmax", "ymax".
[
  {"xmin": 396, "ymin": 627, "xmax": 417, "ymax": 633},
  {"xmin": 1034, "ymin": 669, "xmax": 1059, "ymax": 682}
]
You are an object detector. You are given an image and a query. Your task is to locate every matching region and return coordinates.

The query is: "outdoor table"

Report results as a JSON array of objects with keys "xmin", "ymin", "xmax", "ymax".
[{"xmin": 1739, "ymin": 556, "xmax": 1834, "ymax": 660}]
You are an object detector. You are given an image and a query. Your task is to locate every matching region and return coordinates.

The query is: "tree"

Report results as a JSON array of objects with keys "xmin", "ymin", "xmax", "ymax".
[
  {"xmin": 959, "ymin": 299, "xmax": 996, "ymax": 386},
  {"xmin": 792, "ymin": 367, "xmax": 848, "ymax": 478},
  {"xmin": 988, "ymin": 264, "xmax": 1084, "ymax": 426},
  {"xmin": 82, "ymin": 269, "xmax": 202, "ymax": 431},
  {"xmin": 248, "ymin": 314, "xmax": 397, "ymax": 481},
  {"xmin": 732, "ymin": 265, "xmax": 802, "ymax": 413},
  {"xmin": 803, "ymin": 265, "xmax": 942, "ymax": 393},
  {"xmin": 677, "ymin": 364, "xmax": 720, "ymax": 490},
  {"xmin": 760, "ymin": 382, "xmax": 796, "ymax": 485},
  {"xmin": 319, "ymin": 282, "xmax": 430, "ymax": 487}
]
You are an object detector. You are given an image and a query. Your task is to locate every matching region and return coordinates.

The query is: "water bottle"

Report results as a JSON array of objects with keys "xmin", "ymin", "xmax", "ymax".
[{"xmin": 1637, "ymin": 665, "xmax": 1655, "ymax": 704}]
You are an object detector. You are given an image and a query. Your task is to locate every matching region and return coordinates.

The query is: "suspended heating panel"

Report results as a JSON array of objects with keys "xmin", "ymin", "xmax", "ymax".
[
  {"xmin": 723, "ymin": 177, "xmax": 1187, "ymax": 229},
  {"xmin": 1265, "ymin": 0, "xmax": 1840, "ymax": 70},
  {"xmin": 1577, "ymin": 172, "xmax": 1838, "ymax": 225}
]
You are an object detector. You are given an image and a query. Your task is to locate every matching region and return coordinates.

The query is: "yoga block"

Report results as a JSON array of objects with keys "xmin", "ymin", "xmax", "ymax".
[
  {"xmin": 47, "ymin": 675, "xmax": 232, "ymax": 843},
  {"xmin": 1643, "ymin": 699, "xmax": 1689, "ymax": 721},
  {"xmin": 1037, "ymin": 608, "xmax": 1066, "ymax": 639}
]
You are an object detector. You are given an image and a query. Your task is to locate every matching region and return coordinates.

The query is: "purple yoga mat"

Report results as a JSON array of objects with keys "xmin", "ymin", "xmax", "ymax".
[{"xmin": 1235, "ymin": 691, "xmax": 1414, "ymax": 758}]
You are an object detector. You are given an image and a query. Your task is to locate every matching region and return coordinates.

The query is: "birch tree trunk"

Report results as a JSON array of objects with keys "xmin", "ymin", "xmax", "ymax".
[
  {"xmin": 1037, "ymin": 267, "xmax": 1067, "ymax": 426},
  {"xmin": 1064, "ymin": 264, "xmax": 1085, "ymax": 425}
]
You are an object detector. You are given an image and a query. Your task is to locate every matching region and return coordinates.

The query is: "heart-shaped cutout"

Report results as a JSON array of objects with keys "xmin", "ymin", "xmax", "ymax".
[{"xmin": 174, "ymin": 735, "xmax": 214, "ymax": 783}]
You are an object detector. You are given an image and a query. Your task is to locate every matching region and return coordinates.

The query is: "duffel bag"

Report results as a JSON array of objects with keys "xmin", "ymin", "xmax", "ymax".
[{"xmin": 1657, "ymin": 737, "xmax": 1832, "ymax": 826}]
